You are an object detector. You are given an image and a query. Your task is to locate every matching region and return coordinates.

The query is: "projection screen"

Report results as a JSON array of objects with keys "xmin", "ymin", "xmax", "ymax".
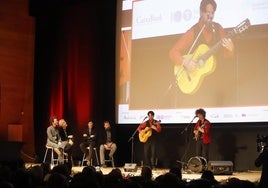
[{"xmin": 116, "ymin": 0, "xmax": 268, "ymax": 124}]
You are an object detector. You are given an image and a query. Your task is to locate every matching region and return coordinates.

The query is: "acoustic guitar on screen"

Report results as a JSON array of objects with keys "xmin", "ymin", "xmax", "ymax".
[
  {"xmin": 139, "ymin": 120, "xmax": 161, "ymax": 143},
  {"xmin": 174, "ymin": 18, "xmax": 250, "ymax": 94}
]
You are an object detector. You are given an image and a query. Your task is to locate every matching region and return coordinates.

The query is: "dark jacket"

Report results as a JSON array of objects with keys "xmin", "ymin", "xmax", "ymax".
[
  {"xmin": 98, "ymin": 126, "xmax": 116, "ymax": 145},
  {"xmin": 58, "ymin": 126, "xmax": 72, "ymax": 142},
  {"xmin": 82, "ymin": 126, "xmax": 98, "ymax": 147}
]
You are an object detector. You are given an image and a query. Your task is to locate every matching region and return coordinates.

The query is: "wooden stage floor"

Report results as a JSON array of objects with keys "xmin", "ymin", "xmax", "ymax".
[
  {"xmin": 71, "ymin": 166, "xmax": 261, "ymax": 183},
  {"xmin": 25, "ymin": 163, "xmax": 261, "ymax": 183}
]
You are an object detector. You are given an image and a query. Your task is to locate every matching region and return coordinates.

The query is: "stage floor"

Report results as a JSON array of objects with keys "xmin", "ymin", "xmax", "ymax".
[
  {"xmin": 25, "ymin": 163, "xmax": 261, "ymax": 183},
  {"xmin": 71, "ymin": 166, "xmax": 261, "ymax": 183}
]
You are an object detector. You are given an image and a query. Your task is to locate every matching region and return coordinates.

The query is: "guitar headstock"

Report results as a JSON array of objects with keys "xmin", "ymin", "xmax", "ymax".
[{"xmin": 232, "ymin": 18, "xmax": 251, "ymax": 35}]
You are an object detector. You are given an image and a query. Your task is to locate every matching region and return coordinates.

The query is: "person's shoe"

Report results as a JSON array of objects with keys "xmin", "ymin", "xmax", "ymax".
[{"xmin": 101, "ymin": 164, "xmax": 107, "ymax": 168}]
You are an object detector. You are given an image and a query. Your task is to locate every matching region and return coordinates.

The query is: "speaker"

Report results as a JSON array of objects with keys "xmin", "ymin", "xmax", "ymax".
[
  {"xmin": 124, "ymin": 163, "xmax": 138, "ymax": 172},
  {"xmin": 208, "ymin": 161, "xmax": 233, "ymax": 175}
]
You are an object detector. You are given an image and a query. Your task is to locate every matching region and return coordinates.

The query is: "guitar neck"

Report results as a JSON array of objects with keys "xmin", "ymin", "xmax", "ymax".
[
  {"xmin": 198, "ymin": 40, "xmax": 222, "ymax": 61},
  {"xmin": 198, "ymin": 31, "xmax": 232, "ymax": 62},
  {"xmin": 198, "ymin": 18, "xmax": 250, "ymax": 62}
]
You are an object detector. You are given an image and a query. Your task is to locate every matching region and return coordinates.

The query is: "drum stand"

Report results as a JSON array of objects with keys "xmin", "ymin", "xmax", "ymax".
[{"xmin": 176, "ymin": 160, "xmax": 192, "ymax": 174}]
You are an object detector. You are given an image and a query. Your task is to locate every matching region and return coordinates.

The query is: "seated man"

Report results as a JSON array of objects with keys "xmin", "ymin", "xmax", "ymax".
[
  {"xmin": 46, "ymin": 116, "xmax": 64, "ymax": 164},
  {"xmin": 99, "ymin": 121, "xmax": 117, "ymax": 167},
  {"xmin": 58, "ymin": 119, "xmax": 74, "ymax": 166},
  {"xmin": 80, "ymin": 120, "xmax": 98, "ymax": 166}
]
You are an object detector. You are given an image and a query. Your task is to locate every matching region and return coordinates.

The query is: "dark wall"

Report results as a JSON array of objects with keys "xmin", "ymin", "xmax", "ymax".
[
  {"xmin": 0, "ymin": 0, "xmax": 35, "ymax": 160},
  {"xmin": 115, "ymin": 123, "xmax": 268, "ymax": 171}
]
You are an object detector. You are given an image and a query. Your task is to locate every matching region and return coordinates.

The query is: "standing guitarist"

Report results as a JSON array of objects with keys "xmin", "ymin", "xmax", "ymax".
[
  {"xmin": 138, "ymin": 111, "xmax": 162, "ymax": 169},
  {"xmin": 169, "ymin": 0, "xmax": 234, "ymax": 94},
  {"xmin": 193, "ymin": 108, "xmax": 211, "ymax": 161}
]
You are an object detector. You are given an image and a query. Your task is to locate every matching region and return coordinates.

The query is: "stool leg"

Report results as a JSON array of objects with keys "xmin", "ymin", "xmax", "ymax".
[
  {"xmin": 51, "ymin": 149, "xmax": 54, "ymax": 166},
  {"xmin": 111, "ymin": 157, "xmax": 115, "ymax": 168},
  {"xmin": 94, "ymin": 148, "xmax": 99, "ymax": 166},
  {"xmin": 43, "ymin": 148, "xmax": 48, "ymax": 163},
  {"xmin": 81, "ymin": 153, "xmax": 86, "ymax": 166}
]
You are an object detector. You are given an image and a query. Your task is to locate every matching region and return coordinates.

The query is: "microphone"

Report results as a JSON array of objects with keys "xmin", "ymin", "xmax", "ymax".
[
  {"xmin": 211, "ymin": 22, "xmax": 215, "ymax": 33},
  {"xmin": 142, "ymin": 116, "xmax": 148, "ymax": 121},
  {"xmin": 206, "ymin": 13, "xmax": 211, "ymax": 23}
]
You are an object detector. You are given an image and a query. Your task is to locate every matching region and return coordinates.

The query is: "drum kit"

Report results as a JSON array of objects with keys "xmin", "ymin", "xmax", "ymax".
[{"xmin": 178, "ymin": 156, "xmax": 207, "ymax": 173}]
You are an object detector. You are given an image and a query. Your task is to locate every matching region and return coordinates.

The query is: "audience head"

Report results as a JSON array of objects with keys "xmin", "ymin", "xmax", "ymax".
[
  {"xmin": 169, "ymin": 166, "xmax": 182, "ymax": 180},
  {"xmin": 141, "ymin": 166, "xmax": 152, "ymax": 180},
  {"xmin": 46, "ymin": 172, "xmax": 69, "ymax": 188}
]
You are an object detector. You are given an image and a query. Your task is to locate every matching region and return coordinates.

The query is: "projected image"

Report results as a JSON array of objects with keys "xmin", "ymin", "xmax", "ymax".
[{"xmin": 116, "ymin": 0, "xmax": 268, "ymax": 124}]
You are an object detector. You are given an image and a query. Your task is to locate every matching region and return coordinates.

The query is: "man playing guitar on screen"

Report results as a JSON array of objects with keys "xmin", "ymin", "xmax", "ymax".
[
  {"xmin": 194, "ymin": 108, "xmax": 211, "ymax": 161},
  {"xmin": 138, "ymin": 111, "xmax": 162, "ymax": 169}
]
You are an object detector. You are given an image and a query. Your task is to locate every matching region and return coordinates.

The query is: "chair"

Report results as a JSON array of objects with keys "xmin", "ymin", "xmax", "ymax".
[
  {"xmin": 63, "ymin": 152, "xmax": 71, "ymax": 164},
  {"xmin": 103, "ymin": 148, "xmax": 115, "ymax": 168},
  {"xmin": 80, "ymin": 147, "xmax": 99, "ymax": 166},
  {"xmin": 43, "ymin": 146, "xmax": 59, "ymax": 166}
]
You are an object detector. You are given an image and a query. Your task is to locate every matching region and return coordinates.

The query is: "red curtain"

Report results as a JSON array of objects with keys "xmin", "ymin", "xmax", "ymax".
[{"xmin": 48, "ymin": 5, "xmax": 97, "ymax": 130}]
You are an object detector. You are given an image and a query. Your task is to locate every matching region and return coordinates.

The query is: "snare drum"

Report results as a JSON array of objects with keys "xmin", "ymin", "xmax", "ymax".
[{"xmin": 187, "ymin": 156, "xmax": 207, "ymax": 173}]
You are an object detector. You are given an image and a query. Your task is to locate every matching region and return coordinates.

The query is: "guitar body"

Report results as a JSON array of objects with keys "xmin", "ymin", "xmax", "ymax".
[
  {"xmin": 139, "ymin": 127, "xmax": 152, "ymax": 143},
  {"xmin": 173, "ymin": 19, "xmax": 251, "ymax": 94},
  {"xmin": 194, "ymin": 129, "xmax": 203, "ymax": 141},
  {"xmin": 174, "ymin": 44, "xmax": 216, "ymax": 94}
]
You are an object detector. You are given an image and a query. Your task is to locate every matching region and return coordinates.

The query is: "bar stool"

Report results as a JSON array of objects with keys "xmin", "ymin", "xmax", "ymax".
[
  {"xmin": 104, "ymin": 148, "xmax": 115, "ymax": 168},
  {"xmin": 43, "ymin": 146, "xmax": 59, "ymax": 166},
  {"xmin": 63, "ymin": 152, "xmax": 71, "ymax": 164},
  {"xmin": 80, "ymin": 147, "xmax": 99, "ymax": 166}
]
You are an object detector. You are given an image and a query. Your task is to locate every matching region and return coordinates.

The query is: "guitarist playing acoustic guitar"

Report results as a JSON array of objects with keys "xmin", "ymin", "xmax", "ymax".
[
  {"xmin": 193, "ymin": 108, "xmax": 211, "ymax": 161},
  {"xmin": 138, "ymin": 111, "xmax": 162, "ymax": 169},
  {"xmin": 169, "ymin": 0, "xmax": 236, "ymax": 95}
]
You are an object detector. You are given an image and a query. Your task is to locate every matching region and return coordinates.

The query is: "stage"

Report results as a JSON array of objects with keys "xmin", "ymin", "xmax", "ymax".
[
  {"xmin": 70, "ymin": 166, "xmax": 261, "ymax": 183},
  {"xmin": 25, "ymin": 162, "xmax": 261, "ymax": 183}
]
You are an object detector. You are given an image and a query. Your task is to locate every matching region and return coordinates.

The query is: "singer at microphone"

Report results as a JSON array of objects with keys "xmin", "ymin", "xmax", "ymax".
[
  {"xmin": 169, "ymin": 0, "xmax": 234, "ymax": 92},
  {"xmin": 193, "ymin": 108, "xmax": 211, "ymax": 162},
  {"xmin": 206, "ymin": 13, "xmax": 212, "ymax": 23},
  {"xmin": 137, "ymin": 111, "xmax": 162, "ymax": 169}
]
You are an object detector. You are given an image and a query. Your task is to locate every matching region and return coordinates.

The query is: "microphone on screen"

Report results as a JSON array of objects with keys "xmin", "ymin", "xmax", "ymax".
[
  {"xmin": 142, "ymin": 116, "xmax": 148, "ymax": 121},
  {"xmin": 207, "ymin": 13, "xmax": 211, "ymax": 23},
  {"xmin": 211, "ymin": 23, "xmax": 216, "ymax": 33}
]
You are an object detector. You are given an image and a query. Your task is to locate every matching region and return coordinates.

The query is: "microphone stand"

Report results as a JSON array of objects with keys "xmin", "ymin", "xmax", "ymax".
[
  {"xmin": 128, "ymin": 117, "xmax": 147, "ymax": 163},
  {"xmin": 128, "ymin": 116, "xmax": 147, "ymax": 163},
  {"xmin": 178, "ymin": 116, "xmax": 197, "ymax": 172},
  {"xmin": 181, "ymin": 116, "xmax": 196, "ymax": 134},
  {"xmin": 128, "ymin": 128, "xmax": 138, "ymax": 163}
]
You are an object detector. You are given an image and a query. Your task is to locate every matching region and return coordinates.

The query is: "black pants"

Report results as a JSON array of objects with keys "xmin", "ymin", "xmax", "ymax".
[
  {"xmin": 196, "ymin": 139, "xmax": 209, "ymax": 161},
  {"xmin": 64, "ymin": 143, "xmax": 73, "ymax": 166},
  {"xmin": 144, "ymin": 139, "xmax": 156, "ymax": 168},
  {"xmin": 80, "ymin": 142, "xmax": 97, "ymax": 164}
]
